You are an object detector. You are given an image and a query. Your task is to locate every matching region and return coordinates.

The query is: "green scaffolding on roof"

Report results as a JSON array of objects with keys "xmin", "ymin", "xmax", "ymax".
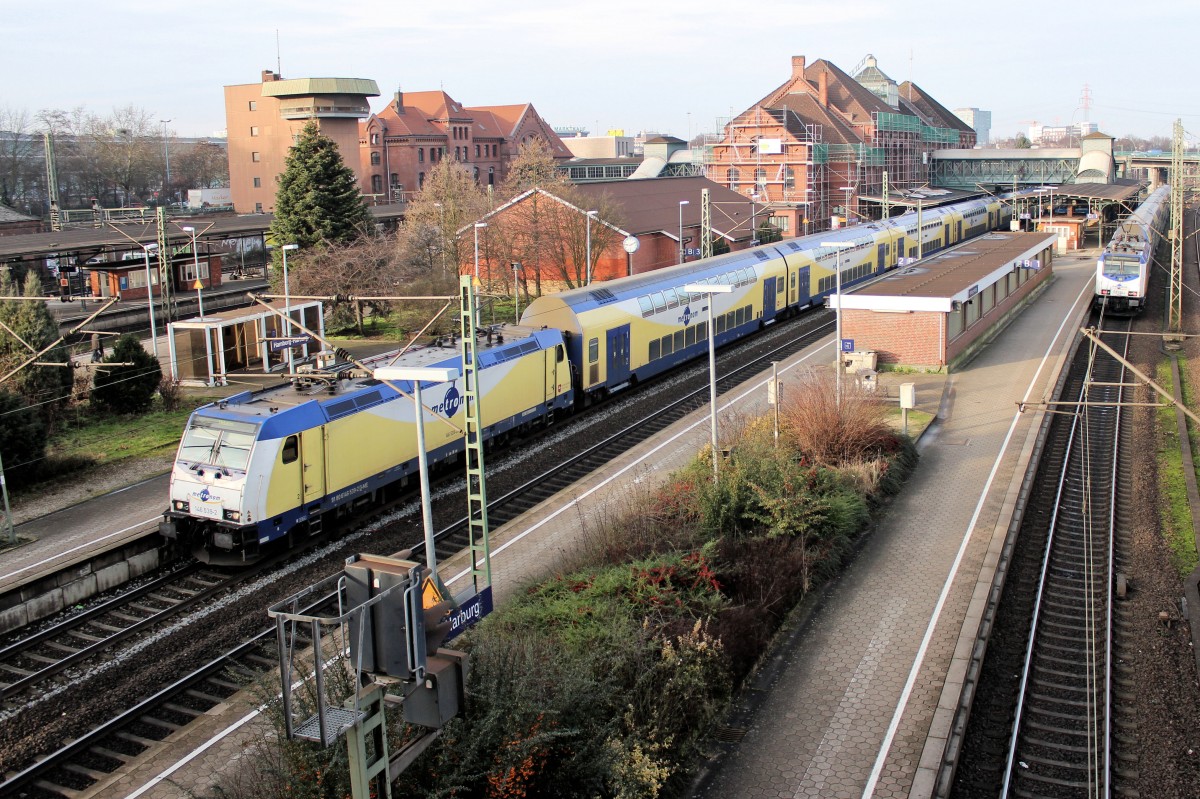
[
  {"xmin": 921, "ymin": 125, "xmax": 960, "ymax": 144},
  {"xmin": 876, "ymin": 112, "xmax": 922, "ymax": 133}
]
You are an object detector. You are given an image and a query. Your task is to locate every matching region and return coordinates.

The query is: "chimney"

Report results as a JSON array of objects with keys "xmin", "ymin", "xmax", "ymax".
[
  {"xmin": 394, "ymin": 88, "xmax": 404, "ymax": 113},
  {"xmin": 818, "ymin": 70, "xmax": 829, "ymax": 108},
  {"xmin": 261, "ymin": 70, "xmax": 280, "ymax": 83},
  {"xmin": 791, "ymin": 56, "xmax": 806, "ymax": 79}
]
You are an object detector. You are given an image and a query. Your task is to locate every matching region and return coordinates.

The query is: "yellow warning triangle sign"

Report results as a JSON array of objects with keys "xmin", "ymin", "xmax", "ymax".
[
  {"xmin": 422, "ymin": 574, "xmax": 448, "ymax": 609},
  {"xmin": 192, "ymin": 279, "xmax": 203, "ymax": 290}
]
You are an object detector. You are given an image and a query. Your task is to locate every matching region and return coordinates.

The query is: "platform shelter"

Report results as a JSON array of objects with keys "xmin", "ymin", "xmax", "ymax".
[
  {"xmin": 832, "ymin": 231, "xmax": 1057, "ymax": 371},
  {"xmin": 168, "ymin": 299, "xmax": 324, "ymax": 386}
]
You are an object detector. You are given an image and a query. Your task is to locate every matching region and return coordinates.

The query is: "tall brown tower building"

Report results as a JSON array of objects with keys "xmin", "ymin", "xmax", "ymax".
[{"xmin": 224, "ymin": 71, "xmax": 379, "ymax": 214}]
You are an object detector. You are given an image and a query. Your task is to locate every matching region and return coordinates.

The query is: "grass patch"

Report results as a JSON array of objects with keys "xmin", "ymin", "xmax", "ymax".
[
  {"xmin": 886, "ymin": 406, "xmax": 933, "ymax": 437},
  {"xmin": 1155, "ymin": 359, "xmax": 1200, "ymax": 576},
  {"xmin": 13, "ymin": 398, "xmax": 218, "ymax": 492}
]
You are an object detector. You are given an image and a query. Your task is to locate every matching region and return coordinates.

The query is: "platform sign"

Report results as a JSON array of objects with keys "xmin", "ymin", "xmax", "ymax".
[
  {"xmin": 269, "ymin": 335, "xmax": 312, "ymax": 352},
  {"xmin": 840, "ymin": 338, "xmax": 854, "ymax": 353},
  {"xmin": 445, "ymin": 585, "xmax": 494, "ymax": 642}
]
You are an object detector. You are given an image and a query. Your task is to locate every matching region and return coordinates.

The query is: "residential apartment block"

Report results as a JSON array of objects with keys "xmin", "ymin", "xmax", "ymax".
[
  {"xmin": 701, "ymin": 55, "xmax": 975, "ymax": 237},
  {"xmin": 225, "ymin": 71, "xmax": 570, "ymax": 214}
]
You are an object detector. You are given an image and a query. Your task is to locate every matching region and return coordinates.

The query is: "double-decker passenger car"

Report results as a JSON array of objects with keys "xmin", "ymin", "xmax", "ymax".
[{"xmin": 521, "ymin": 196, "xmax": 1010, "ymax": 404}]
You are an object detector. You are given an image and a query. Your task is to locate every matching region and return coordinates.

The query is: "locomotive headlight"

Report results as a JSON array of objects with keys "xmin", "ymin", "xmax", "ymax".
[
  {"xmin": 223, "ymin": 509, "xmax": 242, "ymax": 522},
  {"xmin": 173, "ymin": 500, "xmax": 190, "ymax": 512}
]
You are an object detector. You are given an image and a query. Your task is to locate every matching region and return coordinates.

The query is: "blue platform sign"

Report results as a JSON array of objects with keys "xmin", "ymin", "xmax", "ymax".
[
  {"xmin": 270, "ymin": 335, "xmax": 311, "ymax": 352},
  {"xmin": 445, "ymin": 585, "xmax": 494, "ymax": 642},
  {"xmin": 841, "ymin": 338, "xmax": 855, "ymax": 353}
]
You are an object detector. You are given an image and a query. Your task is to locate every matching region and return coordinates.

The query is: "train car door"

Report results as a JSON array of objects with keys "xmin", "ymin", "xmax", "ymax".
[
  {"xmin": 956, "ymin": 220, "xmax": 962, "ymax": 241},
  {"xmin": 896, "ymin": 237, "xmax": 906, "ymax": 263},
  {"xmin": 944, "ymin": 224, "xmax": 951, "ymax": 246},
  {"xmin": 606, "ymin": 324, "xmax": 630, "ymax": 385},
  {"xmin": 300, "ymin": 427, "xmax": 326, "ymax": 505},
  {"xmin": 762, "ymin": 276, "xmax": 777, "ymax": 321},
  {"xmin": 876, "ymin": 243, "xmax": 886, "ymax": 273}
]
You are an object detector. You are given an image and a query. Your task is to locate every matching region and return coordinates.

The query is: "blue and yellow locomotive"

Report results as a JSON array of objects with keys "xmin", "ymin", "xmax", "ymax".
[
  {"xmin": 160, "ymin": 329, "xmax": 572, "ymax": 562},
  {"xmin": 1094, "ymin": 186, "xmax": 1170, "ymax": 315}
]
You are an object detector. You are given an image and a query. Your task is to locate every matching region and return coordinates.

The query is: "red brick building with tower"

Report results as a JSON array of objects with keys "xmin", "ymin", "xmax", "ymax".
[{"xmin": 703, "ymin": 55, "xmax": 975, "ymax": 239}]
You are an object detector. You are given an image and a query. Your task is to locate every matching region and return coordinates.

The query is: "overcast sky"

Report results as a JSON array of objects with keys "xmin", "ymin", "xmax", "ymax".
[{"xmin": 4, "ymin": 0, "xmax": 1196, "ymax": 145}]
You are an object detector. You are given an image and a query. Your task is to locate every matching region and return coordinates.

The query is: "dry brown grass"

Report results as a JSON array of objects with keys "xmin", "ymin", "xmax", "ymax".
[{"xmin": 778, "ymin": 368, "xmax": 897, "ymax": 466}]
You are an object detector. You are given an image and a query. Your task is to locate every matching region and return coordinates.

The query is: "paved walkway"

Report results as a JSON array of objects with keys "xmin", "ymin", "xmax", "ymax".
[{"xmin": 692, "ymin": 251, "xmax": 1097, "ymax": 799}]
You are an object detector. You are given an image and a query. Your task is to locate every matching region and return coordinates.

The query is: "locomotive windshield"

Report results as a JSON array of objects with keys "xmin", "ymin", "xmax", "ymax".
[
  {"xmin": 1102, "ymin": 253, "xmax": 1142, "ymax": 277},
  {"xmin": 178, "ymin": 417, "xmax": 259, "ymax": 472}
]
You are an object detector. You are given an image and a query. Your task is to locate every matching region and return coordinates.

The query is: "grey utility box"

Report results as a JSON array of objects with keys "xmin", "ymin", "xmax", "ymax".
[
  {"xmin": 344, "ymin": 554, "xmax": 424, "ymax": 680},
  {"xmin": 403, "ymin": 648, "xmax": 469, "ymax": 729}
]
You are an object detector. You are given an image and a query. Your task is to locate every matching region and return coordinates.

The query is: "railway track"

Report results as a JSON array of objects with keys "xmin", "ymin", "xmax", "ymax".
[
  {"xmin": 0, "ymin": 309, "xmax": 835, "ymax": 798},
  {"xmin": 948, "ymin": 318, "xmax": 1136, "ymax": 798},
  {"xmin": 0, "ymin": 590, "xmax": 339, "ymax": 799},
  {"xmin": 0, "ymin": 563, "xmax": 234, "ymax": 705},
  {"xmin": 1000, "ymin": 322, "xmax": 1130, "ymax": 797}
]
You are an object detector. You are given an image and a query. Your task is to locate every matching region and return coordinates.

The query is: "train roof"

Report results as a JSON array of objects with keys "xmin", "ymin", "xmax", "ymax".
[{"xmin": 190, "ymin": 325, "xmax": 561, "ymax": 439}]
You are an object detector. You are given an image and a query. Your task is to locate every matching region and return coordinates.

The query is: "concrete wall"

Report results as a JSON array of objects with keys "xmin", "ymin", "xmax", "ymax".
[{"xmin": 0, "ymin": 535, "xmax": 165, "ymax": 636}]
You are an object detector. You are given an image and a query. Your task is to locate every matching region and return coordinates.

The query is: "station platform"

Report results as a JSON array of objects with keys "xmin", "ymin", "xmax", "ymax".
[{"xmin": 19, "ymin": 248, "xmax": 1098, "ymax": 798}]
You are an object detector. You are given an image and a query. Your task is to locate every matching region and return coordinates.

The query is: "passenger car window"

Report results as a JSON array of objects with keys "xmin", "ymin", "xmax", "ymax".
[{"xmin": 588, "ymin": 338, "xmax": 599, "ymax": 363}]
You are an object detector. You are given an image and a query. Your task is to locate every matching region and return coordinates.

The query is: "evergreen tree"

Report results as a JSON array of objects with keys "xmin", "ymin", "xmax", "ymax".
[
  {"xmin": 0, "ymin": 271, "xmax": 73, "ymax": 421},
  {"xmin": 0, "ymin": 389, "xmax": 47, "ymax": 487},
  {"xmin": 91, "ymin": 334, "xmax": 161, "ymax": 414},
  {"xmin": 269, "ymin": 121, "xmax": 371, "ymax": 250}
]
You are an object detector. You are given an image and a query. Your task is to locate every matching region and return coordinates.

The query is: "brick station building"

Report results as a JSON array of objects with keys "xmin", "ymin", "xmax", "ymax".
[{"xmin": 832, "ymin": 231, "xmax": 1057, "ymax": 371}]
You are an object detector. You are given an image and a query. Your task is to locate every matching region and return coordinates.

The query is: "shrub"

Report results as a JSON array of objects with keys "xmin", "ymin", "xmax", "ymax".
[
  {"xmin": 91, "ymin": 334, "xmax": 162, "ymax": 413},
  {"xmin": 0, "ymin": 389, "xmax": 47, "ymax": 486},
  {"xmin": 778, "ymin": 368, "xmax": 897, "ymax": 466}
]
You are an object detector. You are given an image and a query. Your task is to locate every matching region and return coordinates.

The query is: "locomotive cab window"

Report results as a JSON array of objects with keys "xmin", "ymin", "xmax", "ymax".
[
  {"xmin": 179, "ymin": 417, "xmax": 259, "ymax": 472},
  {"xmin": 282, "ymin": 435, "xmax": 298, "ymax": 464},
  {"xmin": 556, "ymin": 344, "xmax": 565, "ymax": 362}
]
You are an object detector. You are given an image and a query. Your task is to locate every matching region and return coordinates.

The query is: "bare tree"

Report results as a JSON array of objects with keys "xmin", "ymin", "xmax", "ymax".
[
  {"xmin": 404, "ymin": 161, "xmax": 489, "ymax": 279},
  {"xmin": 172, "ymin": 140, "xmax": 228, "ymax": 192},
  {"xmin": 36, "ymin": 105, "xmax": 163, "ymax": 208},
  {"xmin": 0, "ymin": 106, "xmax": 37, "ymax": 210}
]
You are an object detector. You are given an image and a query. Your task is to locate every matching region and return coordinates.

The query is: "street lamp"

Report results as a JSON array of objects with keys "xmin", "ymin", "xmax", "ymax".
[
  {"xmin": 839, "ymin": 186, "xmax": 855, "ymax": 228},
  {"xmin": 182, "ymin": 226, "xmax": 203, "ymax": 318},
  {"xmin": 280, "ymin": 244, "xmax": 299, "ymax": 373},
  {"xmin": 678, "ymin": 200, "xmax": 690, "ymax": 263},
  {"xmin": 910, "ymin": 193, "xmax": 927, "ymax": 259},
  {"xmin": 683, "ymin": 282, "xmax": 734, "ymax": 482},
  {"xmin": 750, "ymin": 193, "xmax": 760, "ymax": 246},
  {"xmin": 512, "ymin": 262, "xmax": 521, "ymax": 323},
  {"xmin": 160, "ymin": 120, "xmax": 171, "ymax": 203},
  {"xmin": 141, "ymin": 242, "xmax": 159, "ymax": 358},
  {"xmin": 372, "ymin": 366, "xmax": 460, "ymax": 580},
  {"xmin": 473, "ymin": 222, "xmax": 487, "ymax": 278},
  {"xmin": 819, "ymin": 241, "xmax": 853, "ymax": 406},
  {"xmin": 585, "ymin": 210, "xmax": 598, "ymax": 285},
  {"xmin": 433, "ymin": 202, "xmax": 446, "ymax": 274}
]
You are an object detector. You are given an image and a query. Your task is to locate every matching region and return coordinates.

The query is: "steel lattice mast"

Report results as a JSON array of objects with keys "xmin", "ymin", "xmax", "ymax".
[{"xmin": 1168, "ymin": 118, "xmax": 1184, "ymax": 334}]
